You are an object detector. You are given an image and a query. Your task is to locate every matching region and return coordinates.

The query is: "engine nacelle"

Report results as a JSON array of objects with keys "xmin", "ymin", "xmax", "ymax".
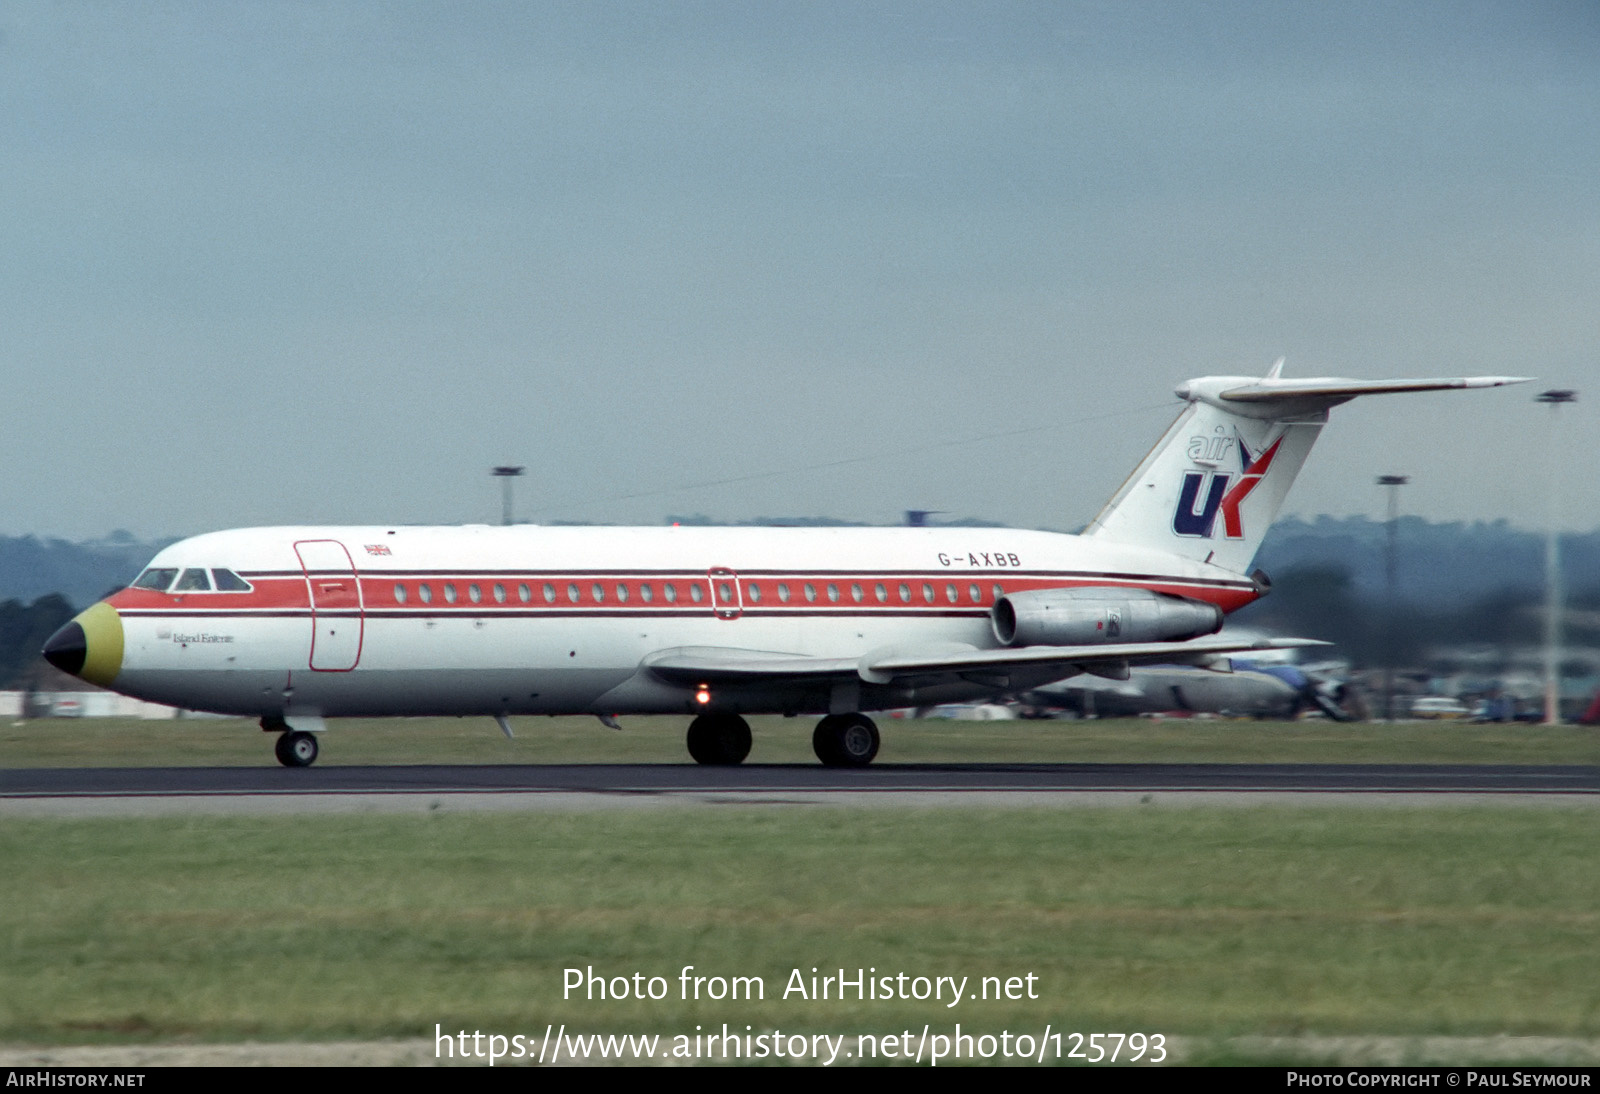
[{"xmin": 991, "ymin": 586, "xmax": 1223, "ymax": 647}]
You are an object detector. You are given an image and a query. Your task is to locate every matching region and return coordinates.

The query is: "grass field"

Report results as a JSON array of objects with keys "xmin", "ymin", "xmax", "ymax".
[
  {"xmin": 4, "ymin": 716, "xmax": 1598, "ymax": 1064},
  {"xmin": 3, "ymin": 712, "xmax": 1598, "ymax": 767},
  {"xmin": 3, "ymin": 806, "xmax": 1599, "ymax": 1059}
]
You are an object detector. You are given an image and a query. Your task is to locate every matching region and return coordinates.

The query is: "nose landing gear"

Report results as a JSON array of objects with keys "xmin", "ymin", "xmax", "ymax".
[
  {"xmin": 273, "ymin": 730, "xmax": 320, "ymax": 767},
  {"xmin": 262, "ymin": 716, "xmax": 320, "ymax": 767}
]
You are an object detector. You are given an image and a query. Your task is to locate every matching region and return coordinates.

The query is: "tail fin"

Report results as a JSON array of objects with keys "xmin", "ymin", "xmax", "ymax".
[{"xmin": 1083, "ymin": 361, "xmax": 1528, "ymax": 575}]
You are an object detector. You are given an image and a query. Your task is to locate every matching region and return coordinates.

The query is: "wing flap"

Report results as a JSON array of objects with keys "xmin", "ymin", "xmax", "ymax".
[{"xmin": 644, "ymin": 647, "xmax": 859, "ymax": 684}]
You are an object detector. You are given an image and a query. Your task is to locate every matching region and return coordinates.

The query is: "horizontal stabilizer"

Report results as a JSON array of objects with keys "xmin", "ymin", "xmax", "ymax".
[
  {"xmin": 1086, "ymin": 363, "xmax": 1530, "ymax": 573},
  {"xmin": 1216, "ymin": 375, "xmax": 1530, "ymax": 405}
]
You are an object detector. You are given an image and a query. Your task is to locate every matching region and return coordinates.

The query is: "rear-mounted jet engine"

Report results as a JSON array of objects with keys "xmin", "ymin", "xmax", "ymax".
[{"xmin": 991, "ymin": 587, "xmax": 1224, "ymax": 647}]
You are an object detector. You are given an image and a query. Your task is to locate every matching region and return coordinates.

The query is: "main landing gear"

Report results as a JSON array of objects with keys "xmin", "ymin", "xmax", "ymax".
[
  {"xmin": 684, "ymin": 711, "xmax": 881, "ymax": 767},
  {"xmin": 686, "ymin": 712, "xmax": 752, "ymax": 766},
  {"xmin": 812, "ymin": 713, "xmax": 879, "ymax": 768}
]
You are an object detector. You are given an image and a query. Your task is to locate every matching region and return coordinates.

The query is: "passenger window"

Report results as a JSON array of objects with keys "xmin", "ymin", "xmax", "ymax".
[
  {"xmin": 494, "ymin": 584, "xmax": 507, "ymax": 603},
  {"xmin": 591, "ymin": 583, "xmax": 605, "ymax": 603},
  {"xmin": 827, "ymin": 583, "xmax": 840, "ymax": 602},
  {"xmin": 850, "ymin": 583, "xmax": 863, "ymax": 603},
  {"xmin": 174, "ymin": 568, "xmax": 211, "ymax": 592},
  {"xmin": 747, "ymin": 583, "xmax": 761, "ymax": 603},
  {"xmin": 875, "ymin": 583, "xmax": 887, "ymax": 603},
  {"xmin": 993, "ymin": 584, "xmax": 1004, "ymax": 601},
  {"xmin": 212, "ymin": 569, "xmax": 252, "ymax": 591},
  {"xmin": 946, "ymin": 584, "xmax": 958, "ymax": 604},
  {"xmin": 640, "ymin": 583, "xmax": 654, "ymax": 603},
  {"xmin": 444, "ymin": 584, "xmax": 458, "ymax": 604},
  {"xmin": 804, "ymin": 583, "xmax": 817, "ymax": 602},
  {"xmin": 778, "ymin": 583, "xmax": 791, "ymax": 602},
  {"xmin": 133, "ymin": 568, "xmax": 179, "ymax": 592},
  {"xmin": 420, "ymin": 584, "xmax": 433, "ymax": 604},
  {"xmin": 394, "ymin": 584, "xmax": 408, "ymax": 604},
  {"xmin": 543, "ymin": 583, "xmax": 556, "ymax": 604},
  {"xmin": 567, "ymin": 583, "xmax": 580, "ymax": 604},
  {"xmin": 899, "ymin": 583, "xmax": 911, "ymax": 603},
  {"xmin": 969, "ymin": 584, "xmax": 981, "ymax": 603},
  {"xmin": 519, "ymin": 583, "xmax": 532, "ymax": 603},
  {"xmin": 689, "ymin": 584, "xmax": 704, "ymax": 603},
  {"xmin": 617, "ymin": 583, "xmax": 629, "ymax": 603},
  {"xmin": 664, "ymin": 583, "xmax": 678, "ymax": 603},
  {"xmin": 469, "ymin": 584, "xmax": 482, "ymax": 603},
  {"xmin": 923, "ymin": 583, "xmax": 935, "ymax": 603}
]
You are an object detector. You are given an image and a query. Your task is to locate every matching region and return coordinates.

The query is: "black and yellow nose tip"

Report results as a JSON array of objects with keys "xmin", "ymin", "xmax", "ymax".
[
  {"xmin": 43, "ymin": 621, "xmax": 88, "ymax": 675},
  {"xmin": 42, "ymin": 603, "xmax": 124, "ymax": 687}
]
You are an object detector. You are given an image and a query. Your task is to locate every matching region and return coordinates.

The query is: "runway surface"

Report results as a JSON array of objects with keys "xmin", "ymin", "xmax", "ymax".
[{"xmin": 4, "ymin": 762, "xmax": 1598, "ymax": 808}]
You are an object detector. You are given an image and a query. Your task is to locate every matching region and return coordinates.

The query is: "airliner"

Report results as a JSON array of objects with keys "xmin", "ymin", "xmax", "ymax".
[
  {"xmin": 1019, "ymin": 656, "xmax": 1353, "ymax": 721},
  {"xmin": 42, "ymin": 363, "xmax": 1523, "ymax": 767}
]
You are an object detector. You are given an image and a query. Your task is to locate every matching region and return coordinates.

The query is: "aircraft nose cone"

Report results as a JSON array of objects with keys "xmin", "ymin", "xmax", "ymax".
[
  {"xmin": 41, "ymin": 603, "xmax": 124, "ymax": 687},
  {"xmin": 42, "ymin": 621, "xmax": 87, "ymax": 676}
]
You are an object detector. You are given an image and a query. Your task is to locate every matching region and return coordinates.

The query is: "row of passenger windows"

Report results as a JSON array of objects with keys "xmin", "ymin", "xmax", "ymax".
[
  {"xmin": 390, "ymin": 580, "xmax": 1008, "ymax": 607},
  {"xmin": 394, "ymin": 580, "xmax": 702, "ymax": 606},
  {"xmin": 129, "ymin": 567, "xmax": 1011, "ymax": 606},
  {"xmin": 132, "ymin": 568, "xmax": 253, "ymax": 593}
]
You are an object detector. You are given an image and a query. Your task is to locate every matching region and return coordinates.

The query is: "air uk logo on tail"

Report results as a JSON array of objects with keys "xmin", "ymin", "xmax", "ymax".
[{"xmin": 1172, "ymin": 430, "xmax": 1284, "ymax": 539}]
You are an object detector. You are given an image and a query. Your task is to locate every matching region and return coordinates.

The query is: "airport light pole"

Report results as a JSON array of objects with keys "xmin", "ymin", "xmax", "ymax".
[
  {"xmin": 492, "ymin": 466, "xmax": 525, "ymax": 526},
  {"xmin": 1537, "ymin": 390, "xmax": 1577, "ymax": 725},
  {"xmin": 1377, "ymin": 474, "xmax": 1409, "ymax": 722}
]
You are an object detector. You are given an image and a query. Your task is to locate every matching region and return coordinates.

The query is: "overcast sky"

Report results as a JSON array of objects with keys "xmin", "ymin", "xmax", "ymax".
[{"xmin": 4, "ymin": 1, "xmax": 1597, "ymax": 541}]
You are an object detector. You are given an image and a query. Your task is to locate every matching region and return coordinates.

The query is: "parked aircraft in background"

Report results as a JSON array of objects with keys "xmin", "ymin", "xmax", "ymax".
[
  {"xmin": 43, "ymin": 363, "xmax": 1522, "ymax": 766},
  {"xmin": 1017, "ymin": 655, "xmax": 1353, "ymax": 721}
]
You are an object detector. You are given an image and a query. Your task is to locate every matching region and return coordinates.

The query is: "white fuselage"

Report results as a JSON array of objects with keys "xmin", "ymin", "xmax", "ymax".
[{"xmin": 102, "ymin": 524, "xmax": 1259, "ymax": 720}]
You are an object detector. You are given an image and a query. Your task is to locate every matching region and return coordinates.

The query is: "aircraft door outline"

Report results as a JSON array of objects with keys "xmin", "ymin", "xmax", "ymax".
[
  {"xmin": 294, "ymin": 539, "xmax": 365, "ymax": 671},
  {"xmin": 709, "ymin": 567, "xmax": 742, "ymax": 620}
]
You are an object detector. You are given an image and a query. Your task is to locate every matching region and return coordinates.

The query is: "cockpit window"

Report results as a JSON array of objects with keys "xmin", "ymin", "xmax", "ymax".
[
  {"xmin": 132, "ymin": 568, "xmax": 179, "ymax": 592},
  {"xmin": 173, "ymin": 568, "xmax": 212, "ymax": 592},
  {"xmin": 134, "ymin": 567, "xmax": 251, "ymax": 593}
]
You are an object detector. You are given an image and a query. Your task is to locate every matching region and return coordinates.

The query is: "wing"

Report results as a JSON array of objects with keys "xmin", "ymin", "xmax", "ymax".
[{"xmin": 644, "ymin": 636, "xmax": 1330, "ymax": 691}]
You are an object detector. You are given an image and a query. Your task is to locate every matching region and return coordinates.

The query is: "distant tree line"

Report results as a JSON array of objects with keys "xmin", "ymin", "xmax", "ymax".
[
  {"xmin": 1232, "ymin": 563, "xmax": 1596, "ymax": 674},
  {"xmin": 0, "ymin": 531, "xmax": 168, "ymax": 608},
  {"xmin": 1255, "ymin": 515, "xmax": 1595, "ymax": 604},
  {"xmin": 0, "ymin": 595, "xmax": 76, "ymax": 690}
]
